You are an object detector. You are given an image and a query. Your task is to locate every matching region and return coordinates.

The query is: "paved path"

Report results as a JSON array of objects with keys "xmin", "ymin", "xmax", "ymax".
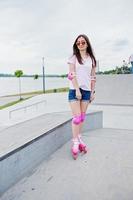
[{"xmin": 1, "ymin": 128, "xmax": 133, "ymax": 200}]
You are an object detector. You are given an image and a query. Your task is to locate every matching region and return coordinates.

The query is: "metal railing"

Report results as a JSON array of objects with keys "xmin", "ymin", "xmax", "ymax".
[{"xmin": 9, "ymin": 100, "xmax": 47, "ymax": 119}]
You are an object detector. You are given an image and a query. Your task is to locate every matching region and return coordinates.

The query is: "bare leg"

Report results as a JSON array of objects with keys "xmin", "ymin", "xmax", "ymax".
[
  {"xmin": 77, "ymin": 101, "xmax": 90, "ymax": 153},
  {"xmin": 69, "ymin": 100, "xmax": 81, "ymax": 139},
  {"xmin": 69, "ymin": 100, "xmax": 82, "ymax": 159},
  {"xmin": 79, "ymin": 101, "xmax": 90, "ymax": 134}
]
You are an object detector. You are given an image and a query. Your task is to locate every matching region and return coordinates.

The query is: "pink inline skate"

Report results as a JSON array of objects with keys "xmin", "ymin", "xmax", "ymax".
[
  {"xmin": 71, "ymin": 138, "xmax": 79, "ymax": 160},
  {"xmin": 78, "ymin": 134, "xmax": 87, "ymax": 154}
]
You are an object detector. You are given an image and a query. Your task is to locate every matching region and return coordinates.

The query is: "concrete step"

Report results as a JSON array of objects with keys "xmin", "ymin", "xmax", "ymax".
[{"xmin": 1, "ymin": 128, "xmax": 133, "ymax": 200}]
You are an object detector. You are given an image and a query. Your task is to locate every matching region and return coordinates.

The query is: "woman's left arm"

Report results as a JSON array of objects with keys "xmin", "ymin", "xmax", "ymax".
[
  {"xmin": 90, "ymin": 66, "xmax": 96, "ymax": 102},
  {"xmin": 91, "ymin": 66, "xmax": 96, "ymax": 92}
]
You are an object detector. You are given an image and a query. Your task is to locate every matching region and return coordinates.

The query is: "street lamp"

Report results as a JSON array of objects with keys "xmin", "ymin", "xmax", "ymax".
[{"xmin": 42, "ymin": 57, "xmax": 45, "ymax": 93}]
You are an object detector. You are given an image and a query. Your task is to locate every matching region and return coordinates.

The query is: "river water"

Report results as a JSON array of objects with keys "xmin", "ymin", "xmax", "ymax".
[{"xmin": 0, "ymin": 77, "xmax": 68, "ymax": 97}]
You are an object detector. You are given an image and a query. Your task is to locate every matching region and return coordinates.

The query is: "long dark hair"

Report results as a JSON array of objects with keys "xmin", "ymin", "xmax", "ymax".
[{"xmin": 73, "ymin": 34, "xmax": 96, "ymax": 67}]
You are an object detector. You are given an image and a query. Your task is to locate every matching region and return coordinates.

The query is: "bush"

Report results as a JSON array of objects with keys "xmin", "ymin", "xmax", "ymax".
[{"xmin": 53, "ymin": 89, "xmax": 57, "ymax": 93}]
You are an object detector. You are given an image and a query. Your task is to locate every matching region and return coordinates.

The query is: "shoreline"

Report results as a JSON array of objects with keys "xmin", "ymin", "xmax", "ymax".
[
  {"xmin": 0, "ymin": 87, "xmax": 69, "ymax": 98},
  {"xmin": 0, "ymin": 87, "xmax": 69, "ymax": 110}
]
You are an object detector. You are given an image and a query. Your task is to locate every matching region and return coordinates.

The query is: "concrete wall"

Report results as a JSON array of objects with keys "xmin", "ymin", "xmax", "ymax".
[{"xmin": 95, "ymin": 74, "xmax": 133, "ymax": 105}]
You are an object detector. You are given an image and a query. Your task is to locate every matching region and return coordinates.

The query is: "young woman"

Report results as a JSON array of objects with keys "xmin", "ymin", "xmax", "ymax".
[{"xmin": 67, "ymin": 34, "xmax": 96, "ymax": 160}]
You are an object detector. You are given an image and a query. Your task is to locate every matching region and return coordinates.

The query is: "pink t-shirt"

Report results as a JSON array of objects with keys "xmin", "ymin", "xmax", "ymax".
[{"xmin": 67, "ymin": 55, "xmax": 92, "ymax": 91}]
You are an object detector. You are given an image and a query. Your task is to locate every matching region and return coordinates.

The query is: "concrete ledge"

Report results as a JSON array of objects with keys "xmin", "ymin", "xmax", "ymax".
[{"xmin": 0, "ymin": 110, "xmax": 103, "ymax": 195}]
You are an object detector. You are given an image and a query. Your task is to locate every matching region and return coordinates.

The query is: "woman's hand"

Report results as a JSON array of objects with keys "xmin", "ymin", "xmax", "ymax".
[
  {"xmin": 76, "ymin": 88, "xmax": 82, "ymax": 100},
  {"xmin": 90, "ymin": 90, "xmax": 95, "ymax": 102}
]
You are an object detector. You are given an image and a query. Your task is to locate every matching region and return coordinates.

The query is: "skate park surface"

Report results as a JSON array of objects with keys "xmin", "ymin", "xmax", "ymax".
[{"xmin": 0, "ymin": 74, "xmax": 133, "ymax": 200}]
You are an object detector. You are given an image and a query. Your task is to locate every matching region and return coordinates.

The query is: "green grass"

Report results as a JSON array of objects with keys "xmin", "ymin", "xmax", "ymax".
[
  {"xmin": 0, "ymin": 98, "xmax": 30, "ymax": 110},
  {"xmin": 0, "ymin": 87, "xmax": 69, "ymax": 110},
  {"xmin": 4, "ymin": 87, "xmax": 69, "ymax": 97}
]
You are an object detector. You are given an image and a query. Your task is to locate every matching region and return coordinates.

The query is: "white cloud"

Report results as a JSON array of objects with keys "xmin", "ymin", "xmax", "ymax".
[{"xmin": 0, "ymin": 0, "xmax": 133, "ymax": 74}]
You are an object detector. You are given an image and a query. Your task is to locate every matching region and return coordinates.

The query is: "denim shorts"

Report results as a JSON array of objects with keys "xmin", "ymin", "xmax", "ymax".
[{"xmin": 68, "ymin": 88, "xmax": 91, "ymax": 102}]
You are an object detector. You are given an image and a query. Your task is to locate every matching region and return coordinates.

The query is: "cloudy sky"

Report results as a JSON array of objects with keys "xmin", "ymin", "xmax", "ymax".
[{"xmin": 0, "ymin": 0, "xmax": 133, "ymax": 75}]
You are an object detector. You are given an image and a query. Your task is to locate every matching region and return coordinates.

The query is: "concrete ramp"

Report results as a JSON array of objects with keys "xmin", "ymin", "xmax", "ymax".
[{"xmin": 95, "ymin": 74, "xmax": 133, "ymax": 106}]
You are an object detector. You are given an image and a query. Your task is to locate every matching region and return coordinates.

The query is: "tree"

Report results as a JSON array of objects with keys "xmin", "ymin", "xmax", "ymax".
[
  {"xmin": 14, "ymin": 70, "xmax": 23, "ymax": 100},
  {"xmin": 61, "ymin": 74, "xmax": 67, "ymax": 78},
  {"xmin": 34, "ymin": 74, "xmax": 39, "ymax": 80}
]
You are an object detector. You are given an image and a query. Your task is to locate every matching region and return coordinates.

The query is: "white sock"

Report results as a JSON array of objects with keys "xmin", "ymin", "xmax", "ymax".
[
  {"xmin": 78, "ymin": 134, "xmax": 85, "ymax": 145},
  {"xmin": 72, "ymin": 138, "xmax": 79, "ymax": 147},
  {"xmin": 78, "ymin": 134, "xmax": 82, "ymax": 142}
]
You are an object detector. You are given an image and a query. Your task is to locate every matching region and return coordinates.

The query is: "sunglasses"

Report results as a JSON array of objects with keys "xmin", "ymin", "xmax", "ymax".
[{"xmin": 76, "ymin": 41, "xmax": 86, "ymax": 46}]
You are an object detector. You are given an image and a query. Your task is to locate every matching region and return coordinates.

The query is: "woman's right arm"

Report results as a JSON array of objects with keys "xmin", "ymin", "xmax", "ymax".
[{"xmin": 68, "ymin": 63, "xmax": 81, "ymax": 100}]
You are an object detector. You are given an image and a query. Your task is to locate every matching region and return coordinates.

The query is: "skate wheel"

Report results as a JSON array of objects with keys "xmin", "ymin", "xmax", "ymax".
[
  {"xmin": 71, "ymin": 151, "xmax": 78, "ymax": 160},
  {"xmin": 79, "ymin": 145, "xmax": 83, "ymax": 152},
  {"xmin": 73, "ymin": 155, "xmax": 77, "ymax": 160},
  {"xmin": 84, "ymin": 148, "xmax": 87, "ymax": 154},
  {"xmin": 79, "ymin": 144, "xmax": 87, "ymax": 154}
]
